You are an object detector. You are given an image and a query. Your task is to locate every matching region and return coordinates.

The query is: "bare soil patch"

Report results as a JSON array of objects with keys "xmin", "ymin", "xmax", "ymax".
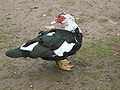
[{"xmin": 0, "ymin": 0, "xmax": 120, "ymax": 90}]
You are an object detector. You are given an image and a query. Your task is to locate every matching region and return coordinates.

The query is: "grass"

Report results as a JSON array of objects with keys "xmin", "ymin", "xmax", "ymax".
[
  {"xmin": 0, "ymin": 60, "xmax": 22, "ymax": 80},
  {"xmin": 79, "ymin": 36, "xmax": 120, "ymax": 61},
  {"xmin": 95, "ymin": 64, "xmax": 104, "ymax": 69},
  {"xmin": 0, "ymin": 31, "xmax": 13, "ymax": 42},
  {"xmin": 75, "ymin": 36, "xmax": 120, "ymax": 81},
  {"xmin": 61, "ymin": 71, "xmax": 72, "ymax": 76},
  {"xmin": 44, "ymin": 88, "xmax": 49, "ymax": 90},
  {"xmin": 3, "ymin": 64, "xmax": 18, "ymax": 70},
  {"xmin": 27, "ymin": 71, "xmax": 43, "ymax": 80},
  {"xmin": 66, "ymin": 0, "xmax": 76, "ymax": 5},
  {"xmin": 88, "ymin": 36, "xmax": 119, "ymax": 59},
  {"xmin": 108, "ymin": 59, "xmax": 120, "ymax": 69},
  {"xmin": 103, "ymin": 26, "xmax": 113, "ymax": 31},
  {"xmin": 90, "ymin": 72, "xmax": 100, "ymax": 80},
  {"xmin": 76, "ymin": 60, "xmax": 92, "ymax": 67},
  {"xmin": 0, "ymin": 40, "xmax": 22, "ymax": 49},
  {"xmin": 0, "ymin": 32, "xmax": 120, "ymax": 89},
  {"xmin": 28, "ymin": 69, "xmax": 72, "ymax": 81},
  {"xmin": 0, "ymin": 25, "xmax": 27, "ymax": 50},
  {"xmin": 78, "ymin": 68, "xmax": 100, "ymax": 80},
  {"xmin": 0, "ymin": 72, "xmax": 22, "ymax": 80},
  {"xmin": 0, "ymin": 34, "xmax": 27, "ymax": 49},
  {"xmin": 3, "ymin": 61, "xmax": 18, "ymax": 70},
  {"xmin": 2, "ymin": 85, "xmax": 17, "ymax": 90},
  {"xmin": 78, "ymin": 68, "xmax": 89, "ymax": 74}
]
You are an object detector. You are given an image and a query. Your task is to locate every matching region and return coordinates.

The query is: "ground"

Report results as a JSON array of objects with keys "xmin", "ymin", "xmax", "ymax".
[{"xmin": 0, "ymin": 0, "xmax": 120, "ymax": 90}]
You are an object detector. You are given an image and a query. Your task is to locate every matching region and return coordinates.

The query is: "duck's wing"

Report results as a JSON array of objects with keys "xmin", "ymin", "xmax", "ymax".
[
  {"xmin": 21, "ymin": 29, "xmax": 76, "ymax": 51},
  {"xmin": 6, "ymin": 29, "xmax": 80, "ymax": 59}
]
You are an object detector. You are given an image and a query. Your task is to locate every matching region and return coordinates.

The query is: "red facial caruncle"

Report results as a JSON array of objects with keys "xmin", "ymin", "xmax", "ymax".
[
  {"xmin": 51, "ymin": 16, "xmax": 66, "ymax": 24},
  {"xmin": 55, "ymin": 16, "xmax": 66, "ymax": 23}
]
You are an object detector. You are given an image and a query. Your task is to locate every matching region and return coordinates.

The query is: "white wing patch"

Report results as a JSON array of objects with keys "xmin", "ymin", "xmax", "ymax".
[
  {"xmin": 20, "ymin": 42, "xmax": 39, "ymax": 51},
  {"xmin": 47, "ymin": 32, "xmax": 55, "ymax": 36},
  {"xmin": 54, "ymin": 41, "xmax": 75, "ymax": 56}
]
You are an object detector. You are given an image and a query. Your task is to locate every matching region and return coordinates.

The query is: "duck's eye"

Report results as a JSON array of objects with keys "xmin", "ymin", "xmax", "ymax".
[{"xmin": 60, "ymin": 16, "xmax": 65, "ymax": 19}]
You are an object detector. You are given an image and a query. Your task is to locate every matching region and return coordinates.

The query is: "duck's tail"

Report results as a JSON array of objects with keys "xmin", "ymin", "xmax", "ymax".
[{"xmin": 5, "ymin": 48, "xmax": 26, "ymax": 58}]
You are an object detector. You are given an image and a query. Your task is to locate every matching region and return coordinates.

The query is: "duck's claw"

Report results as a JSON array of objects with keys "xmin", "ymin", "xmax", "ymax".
[
  {"xmin": 56, "ymin": 59, "xmax": 73, "ymax": 71},
  {"xmin": 61, "ymin": 65, "xmax": 73, "ymax": 71},
  {"xmin": 60, "ymin": 59, "xmax": 71, "ymax": 64}
]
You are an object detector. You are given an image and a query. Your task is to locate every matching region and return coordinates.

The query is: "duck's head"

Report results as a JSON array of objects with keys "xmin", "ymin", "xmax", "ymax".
[{"xmin": 51, "ymin": 13, "xmax": 75, "ymax": 24}]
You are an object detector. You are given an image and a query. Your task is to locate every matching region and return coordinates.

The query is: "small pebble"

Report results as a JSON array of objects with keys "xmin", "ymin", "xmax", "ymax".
[
  {"xmin": 30, "ymin": 85, "xmax": 33, "ymax": 88},
  {"xmin": 97, "ymin": 87, "xmax": 99, "ymax": 89},
  {"xmin": 117, "ymin": 33, "xmax": 119, "ymax": 36},
  {"xmin": 114, "ymin": 52, "xmax": 118, "ymax": 56},
  {"xmin": 76, "ymin": 18, "xmax": 80, "ymax": 19},
  {"xmin": 14, "ymin": 72, "xmax": 17, "ymax": 74},
  {"xmin": 55, "ymin": 88, "xmax": 58, "ymax": 90},
  {"xmin": 43, "ymin": 14, "xmax": 47, "ymax": 17},
  {"xmin": 33, "ymin": 7, "xmax": 39, "ymax": 9},
  {"xmin": 60, "ymin": 82, "xmax": 63, "ymax": 84}
]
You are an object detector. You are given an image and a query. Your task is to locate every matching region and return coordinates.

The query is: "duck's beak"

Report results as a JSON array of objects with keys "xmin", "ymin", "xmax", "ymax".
[
  {"xmin": 51, "ymin": 18, "xmax": 58, "ymax": 24},
  {"xmin": 51, "ymin": 20, "xmax": 57, "ymax": 24}
]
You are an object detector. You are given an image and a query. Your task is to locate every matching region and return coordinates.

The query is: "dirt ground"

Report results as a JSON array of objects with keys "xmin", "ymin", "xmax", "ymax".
[{"xmin": 0, "ymin": 0, "xmax": 120, "ymax": 90}]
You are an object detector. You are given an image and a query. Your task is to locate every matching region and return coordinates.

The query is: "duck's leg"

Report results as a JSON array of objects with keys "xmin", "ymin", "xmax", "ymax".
[{"xmin": 56, "ymin": 59, "xmax": 73, "ymax": 71}]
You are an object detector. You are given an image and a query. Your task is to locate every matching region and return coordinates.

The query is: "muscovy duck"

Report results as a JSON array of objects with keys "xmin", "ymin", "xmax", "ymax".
[{"xmin": 5, "ymin": 13, "xmax": 83, "ymax": 71}]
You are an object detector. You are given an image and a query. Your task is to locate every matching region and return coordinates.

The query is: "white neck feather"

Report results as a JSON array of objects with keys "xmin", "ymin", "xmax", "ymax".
[{"xmin": 64, "ymin": 20, "xmax": 82, "ymax": 33}]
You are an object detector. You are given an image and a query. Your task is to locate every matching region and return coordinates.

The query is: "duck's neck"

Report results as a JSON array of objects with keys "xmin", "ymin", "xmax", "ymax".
[{"xmin": 64, "ymin": 20, "xmax": 82, "ymax": 33}]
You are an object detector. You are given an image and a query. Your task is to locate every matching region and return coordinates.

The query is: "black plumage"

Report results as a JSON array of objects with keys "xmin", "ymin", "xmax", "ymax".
[{"xmin": 6, "ymin": 28, "xmax": 82, "ymax": 61}]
